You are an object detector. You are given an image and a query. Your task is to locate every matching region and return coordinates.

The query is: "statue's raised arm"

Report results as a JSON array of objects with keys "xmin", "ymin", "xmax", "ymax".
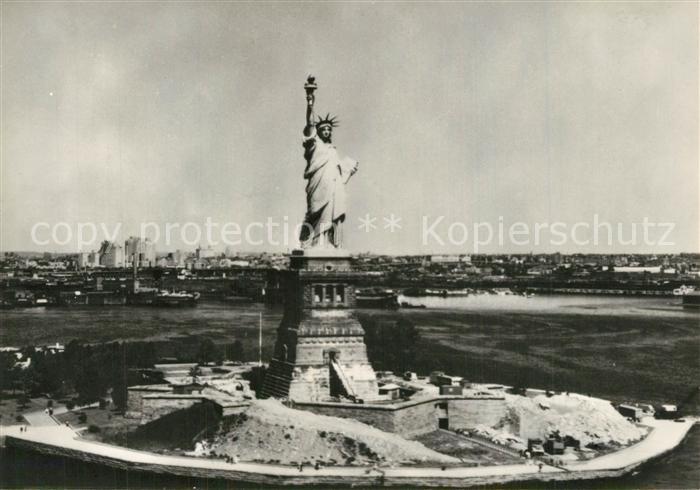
[
  {"xmin": 299, "ymin": 76, "xmax": 359, "ymax": 249},
  {"xmin": 304, "ymin": 75, "xmax": 317, "ymax": 137}
]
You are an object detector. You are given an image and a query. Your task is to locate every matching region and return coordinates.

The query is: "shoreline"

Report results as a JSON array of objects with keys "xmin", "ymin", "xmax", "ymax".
[{"xmin": 1, "ymin": 417, "xmax": 696, "ymax": 487}]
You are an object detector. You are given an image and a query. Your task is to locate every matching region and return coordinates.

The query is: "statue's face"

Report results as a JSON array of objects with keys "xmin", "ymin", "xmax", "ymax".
[{"xmin": 319, "ymin": 125, "xmax": 332, "ymax": 143}]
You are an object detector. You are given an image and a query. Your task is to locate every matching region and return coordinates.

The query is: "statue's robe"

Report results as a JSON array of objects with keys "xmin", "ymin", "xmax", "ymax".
[{"xmin": 300, "ymin": 127, "xmax": 357, "ymax": 247}]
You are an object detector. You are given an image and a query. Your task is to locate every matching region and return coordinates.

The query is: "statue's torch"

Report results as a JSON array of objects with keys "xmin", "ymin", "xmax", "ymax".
[{"xmin": 304, "ymin": 75, "xmax": 317, "ymax": 105}]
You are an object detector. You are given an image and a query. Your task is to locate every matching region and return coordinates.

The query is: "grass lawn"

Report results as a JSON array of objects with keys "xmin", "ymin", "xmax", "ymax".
[
  {"xmin": 56, "ymin": 407, "xmax": 138, "ymax": 442},
  {"xmin": 0, "ymin": 393, "xmax": 52, "ymax": 426},
  {"xmin": 414, "ymin": 430, "xmax": 521, "ymax": 466}
]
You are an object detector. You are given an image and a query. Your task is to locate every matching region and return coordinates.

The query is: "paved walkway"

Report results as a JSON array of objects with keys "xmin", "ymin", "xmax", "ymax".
[
  {"xmin": 0, "ymin": 424, "xmax": 561, "ymax": 479},
  {"xmin": 1, "ymin": 417, "xmax": 695, "ymax": 485},
  {"xmin": 568, "ymin": 417, "xmax": 695, "ymax": 471},
  {"xmin": 23, "ymin": 409, "xmax": 60, "ymax": 427}
]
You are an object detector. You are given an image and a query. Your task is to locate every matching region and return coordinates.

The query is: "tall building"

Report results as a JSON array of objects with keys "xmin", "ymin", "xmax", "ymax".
[
  {"xmin": 196, "ymin": 245, "xmax": 216, "ymax": 259},
  {"xmin": 173, "ymin": 249, "xmax": 184, "ymax": 268},
  {"xmin": 124, "ymin": 237, "xmax": 156, "ymax": 268},
  {"xmin": 98, "ymin": 241, "xmax": 124, "ymax": 268},
  {"xmin": 77, "ymin": 250, "xmax": 98, "ymax": 268}
]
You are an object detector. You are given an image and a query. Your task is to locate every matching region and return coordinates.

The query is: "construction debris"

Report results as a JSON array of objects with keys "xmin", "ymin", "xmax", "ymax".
[{"xmin": 484, "ymin": 393, "xmax": 647, "ymax": 448}]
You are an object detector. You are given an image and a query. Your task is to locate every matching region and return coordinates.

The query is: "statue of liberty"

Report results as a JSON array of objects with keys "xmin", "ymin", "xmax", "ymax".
[{"xmin": 299, "ymin": 76, "xmax": 359, "ymax": 248}]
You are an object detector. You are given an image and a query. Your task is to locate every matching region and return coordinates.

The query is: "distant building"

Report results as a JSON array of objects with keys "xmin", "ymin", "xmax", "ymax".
[
  {"xmin": 613, "ymin": 266, "xmax": 662, "ymax": 274},
  {"xmin": 78, "ymin": 251, "xmax": 98, "ymax": 268},
  {"xmin": 173, "ymin": 250, "xmax": 185, "ymax": 267},
  {"xmin": 99, "ymin": 241, "xmax": 124, "ymax": 267},
  {"xmin": 196, "ymin": 245, "xmax": 216, "ymax": 260},
  {"xmin": 527, "ymin": 265, "xmax": 554, "ymax": 276},
  {"xmin": 218, "ymin": 258, "xmax": 251, "ymax": 268},
  {"xmin": 125, "ymin": 237, "xmax": 156, "ymax": 268},
  {"xmin": 187, "ymin": 258, "xmax": 209, "ymax": 270},
  {"xmin": 155, "ymin": 252, "xmax": 183, "ymax": 268},
  {"xmin": 429, "ymin": 254, "xmax": 471, "ymax": 264}
]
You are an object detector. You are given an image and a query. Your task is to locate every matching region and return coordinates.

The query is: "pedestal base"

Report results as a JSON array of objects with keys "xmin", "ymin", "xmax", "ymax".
[{"xmin": 261, "ymin": 249, "xmax": 379, "ymax": 402}]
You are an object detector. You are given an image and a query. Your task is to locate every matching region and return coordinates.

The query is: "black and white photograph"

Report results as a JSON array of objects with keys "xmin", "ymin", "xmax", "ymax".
[{"xmin": 0, "ymin": 1, "xmax": 698, "ymax": 488}]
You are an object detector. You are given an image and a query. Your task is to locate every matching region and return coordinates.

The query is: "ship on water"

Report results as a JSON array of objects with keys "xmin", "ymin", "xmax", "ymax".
[
  {"xmin": 355, "ymin": 287, "xmax": 400, "ymax": 309},
  {"xmin": 152, "ymin": 289, "xmax": 200, "ymax": 306}
]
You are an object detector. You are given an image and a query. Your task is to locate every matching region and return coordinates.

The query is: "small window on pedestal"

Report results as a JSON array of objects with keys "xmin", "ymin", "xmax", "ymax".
[
  {"xmin": 314, "ymin": 285, "xmax": 323, "ymax": 303},
  {"xmin": 324, "ymin": 285, "xmax": 333, "ymax": 303},
  {"xmin": 336, "ymin": 285, "xmax": 345, "ymax": 303}
]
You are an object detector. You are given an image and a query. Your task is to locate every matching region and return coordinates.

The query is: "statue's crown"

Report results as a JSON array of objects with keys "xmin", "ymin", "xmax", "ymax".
[{"xmin": 316, "ymin": 113, "xmax": 339, "ymax": 129}]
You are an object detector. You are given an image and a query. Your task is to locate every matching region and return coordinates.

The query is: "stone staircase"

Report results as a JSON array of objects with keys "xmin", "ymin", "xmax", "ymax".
[
  {"xmin": 330, "ymin": 359, "xmax": 357, "ymax": 399},
  {"xmin": 261, "ymin": 359, "xmax": 293, "ymax": 399}
]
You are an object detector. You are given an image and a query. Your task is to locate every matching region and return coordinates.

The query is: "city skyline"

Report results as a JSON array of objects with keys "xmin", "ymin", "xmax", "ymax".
[{"xmin": 2, "ymin": 2, "xmax": 698, "ymax": 254}]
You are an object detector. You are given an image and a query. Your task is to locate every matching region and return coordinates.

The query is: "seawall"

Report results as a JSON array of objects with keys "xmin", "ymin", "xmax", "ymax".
[{"xmin": 2, "ymin": 418, "xmax": 696, "ymax": 487}]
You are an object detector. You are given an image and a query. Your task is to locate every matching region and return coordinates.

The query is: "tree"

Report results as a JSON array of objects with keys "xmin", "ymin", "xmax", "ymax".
[
  {"xmin": 32, "ymin": 350, "xmax": 66, "ymax": 396},
  {"xmin": 361, "ymin": 315, "xmax": 421, "ymax": 373},
  {"xmin": 112, "ymin": 380, "xmax": 129, "ymax": 412},
  {"xmin": 75, "ymin": 356, "xmax": 108, "ymax": 404},
  {"xmin": 226, "ymin": 340, "xmax": 244, "ymax": 362},
  {"xmin": 19, "ymin": 366, "xmax": 40, "ymax": 398},
  {"xmin": 0, "ymin": 353, "xmax": 17, "ymax": 392},
  {"xmin": 197, "ymin": 339, "xmax": 222, "ymax": 365}
]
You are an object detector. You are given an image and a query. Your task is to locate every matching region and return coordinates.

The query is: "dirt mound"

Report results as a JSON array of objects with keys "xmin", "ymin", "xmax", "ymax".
[
  {"xmin": 205, "ymin": 399, "xmax": 458, "ymax": 466},
  {"xmin": 494, "ymin": 393, "xmax": 647, "ymax": 447}
]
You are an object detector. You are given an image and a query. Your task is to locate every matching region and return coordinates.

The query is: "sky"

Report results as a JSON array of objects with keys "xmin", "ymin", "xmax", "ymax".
[{"xmin": 1, "ymin": 2, "xmax": 698, "ymax": 255}]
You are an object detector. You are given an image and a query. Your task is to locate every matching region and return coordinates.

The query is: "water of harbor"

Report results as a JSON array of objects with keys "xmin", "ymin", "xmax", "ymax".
[
  {"xmin": 0, "ymin": 295, "xmax": 698, "ymax": 488},
  {"xmin": 398, "ymin": 292, "xmax": 692, "ymax": 317}
]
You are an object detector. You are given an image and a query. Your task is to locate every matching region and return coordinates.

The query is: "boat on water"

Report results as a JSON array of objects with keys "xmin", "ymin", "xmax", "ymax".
[
  {"xmin": 400, "ymin": 302, "xmax": 426, "ymax": 309},
  {"xmin": 355, "ymin": 288, "xmax": 400, "ymax": 309},
  {"xmin": 402, "ymin": 288, "xmax": 473, "ymax": 297},
  {"xmin": 673, "ymin": 285, "xmax": 697, "ymax": 296},
  {"xmin": 153, "ymin": 290, "xmax": 200, "ymax": 307}
]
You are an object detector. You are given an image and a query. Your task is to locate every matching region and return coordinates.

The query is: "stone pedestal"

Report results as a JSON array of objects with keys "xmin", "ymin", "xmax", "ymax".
[{"xmin": 261, "ymin": 248, "xmax": 379, "ymax": 402}]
